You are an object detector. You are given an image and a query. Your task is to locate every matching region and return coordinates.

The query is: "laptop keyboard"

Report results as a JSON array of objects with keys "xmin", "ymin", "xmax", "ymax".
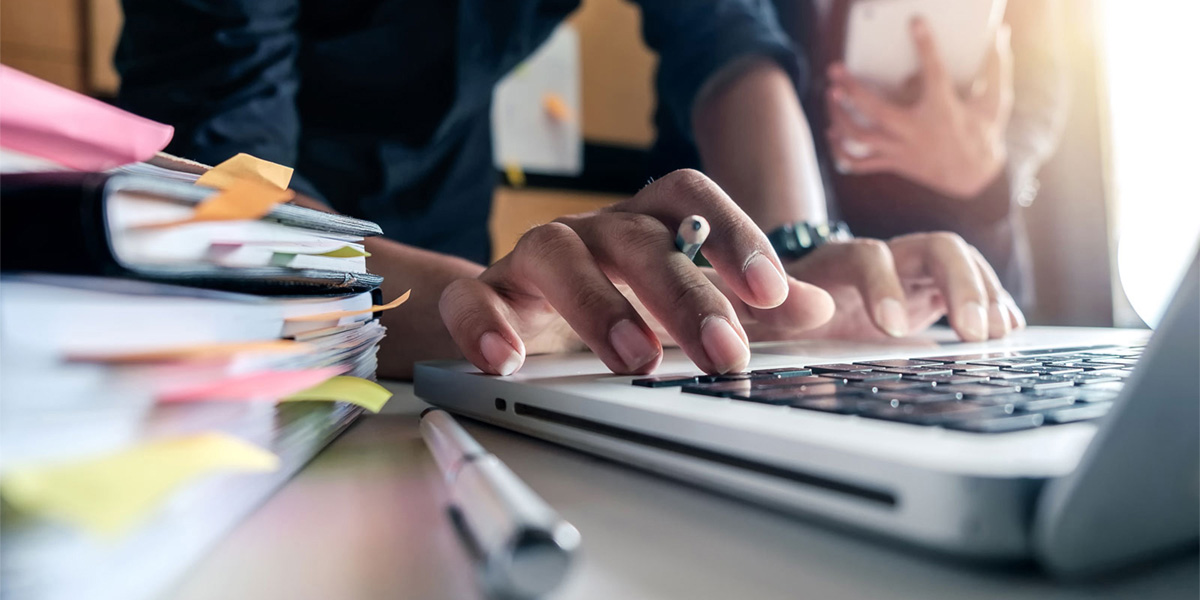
[{"xmin": 632, "ymin": 344, "xmax": 1143, "ymax": 434}]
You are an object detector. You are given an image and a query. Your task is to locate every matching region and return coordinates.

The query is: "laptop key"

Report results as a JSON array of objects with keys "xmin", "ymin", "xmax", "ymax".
[
  {"xmin": 944, "ymin": 414, "xmax": 1045, "ymax": 434},
  {"xmin": 981, "ymin": 370, "xmax": 1040, "ymax": 381},
  {"xmin": 911, "ymin": 374, "xmax": 990, "ymax": 385},
  {"xmin": 734, "ymin": 384, "xmax": 849, "ymax": 404},
  {"xmin": 1005, "ymin": 365, "xmax": 1085, "ymax": 375},
  {"xmin": 858, "ymin": 400, "xmax": 1011, "ymax": 426},
  {"xmin": 940, "ymin": 383, "xmax": 1022, "ymax": 397},
  {"xmin": 1015, "ymin": 375, "xmax": 1077, "ymax": 390},
  {"xmin": 1045, "ymin": 361, "xmax": 1125, "ymax": 370},
  {"xmin": 1040, "ymin": 402, "xmax": 1113, "ymax": 424},
  {"xmin": 819, "ymin": 371, "xmax": 902, "ymax": 383},
  {"xmin": 1012, "ymin": 395, "xmax": 1077, "ymax": 412},
  {"xmin": 632, "ymin": 375, "xmax": 700, "ymax": 387},
  {"xmin": 966, "ymin": 359, "xmax": 1044, "ymax": 368},
  {"xmin": 1068, "ymin": 388, "xmax": 1121, "ymax": 403},
  {"xmin": 789, "ymin": 394, "xmax": 868, "ymax": 414},
  {"xmin": 874, "ymin": 366, "xmax": 954, "ymax": 376},
  {"xmin": 751, "ymin": 375, "xmax": 833, "ymax": 389},
  {"xmin": 918, "ymin": 352, "xmax": 1020, "ymax": 364},
  {"xmin": 851, "ymin": 380, "xmax": 935, "ymax": 393},
  {"xmin": 950, "ymin": 364, "xmax": 1000, "ymax": 374},
  {"xmin": 876, "ymin": 391, "xmax": 963, "ymax": 404},
  {"xmin": 682, "ymin": 381, "xmax": 754, "ymax": 397},
  {"xmin": 749, "ymin": 367, "xmax": 814, "ymax": 378},
  {"xmin": 854, "ymin": 359, "xmax": 942, "ymax": 368},
  {"xmin": 806, "ymin": 363, "xmax": 874, "ymax": 373},
  {"xmin": 1060, "ymin": 371, "xmax": 1124, "ymax": 385}
]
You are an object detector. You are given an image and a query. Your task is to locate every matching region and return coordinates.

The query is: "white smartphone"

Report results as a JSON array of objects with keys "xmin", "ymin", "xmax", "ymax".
[{"xmin": 843, "ymin": 0, "xmax": 1007, "ymax": 94}]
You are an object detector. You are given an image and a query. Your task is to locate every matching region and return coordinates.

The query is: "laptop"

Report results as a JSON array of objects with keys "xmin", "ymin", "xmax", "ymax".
[{"xmin": 415, "ymin": 252, "xmax": 1199, "ymax": 577}]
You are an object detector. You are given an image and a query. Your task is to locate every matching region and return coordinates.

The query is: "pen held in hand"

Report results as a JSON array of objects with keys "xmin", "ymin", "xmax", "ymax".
[{"xmin": 675, "ymin": 215, "xmax": 710, "ymax": 262}]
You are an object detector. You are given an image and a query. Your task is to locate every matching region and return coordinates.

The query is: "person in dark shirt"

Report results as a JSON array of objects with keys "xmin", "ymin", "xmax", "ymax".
[{"xmin": 117, "ymin": 0, "xmax": 1026, "ymax": 379}]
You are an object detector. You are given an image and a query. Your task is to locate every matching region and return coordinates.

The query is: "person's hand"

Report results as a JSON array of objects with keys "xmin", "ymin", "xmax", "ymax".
[
  {"xmin": 786, "ymin": 232, "xmax": 1026, "ymax": 342},
  {"xmin": 438, "ymin": 170, "xmax": 835, "ymax": 376},
  {"xmin": 825, "ymin": 19, "xmax": 1014, "ymax": 199}
]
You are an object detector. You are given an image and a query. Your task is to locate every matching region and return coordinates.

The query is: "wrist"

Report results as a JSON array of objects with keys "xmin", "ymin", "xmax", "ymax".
[{"xmin": 766, "ymin": 220, "xmax": 853, "ymax": 262}]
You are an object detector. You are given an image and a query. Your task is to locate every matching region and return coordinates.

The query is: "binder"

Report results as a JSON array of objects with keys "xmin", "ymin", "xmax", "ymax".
[{"xmin": 0, "ymin": 172, "xmax": 384, "ymax": 295}]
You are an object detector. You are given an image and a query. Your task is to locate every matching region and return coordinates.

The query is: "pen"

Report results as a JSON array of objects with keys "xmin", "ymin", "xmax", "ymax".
[
  {"xmin": 675, "ymin": 215, "xmax": 710, "ymax": 261},
  {"xmin": 419, "ymin": 409, "xmax": 581, "ymax": 599}
]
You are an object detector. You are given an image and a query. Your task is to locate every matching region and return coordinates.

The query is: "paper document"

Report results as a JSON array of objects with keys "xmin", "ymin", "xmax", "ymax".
[
  {"xmin": 195, "ymin": 153, "xmax": 294, "ymax": 191},
  {"xmin": 283, "ymin": 376, "xmax": 394, "ymax": 413}
]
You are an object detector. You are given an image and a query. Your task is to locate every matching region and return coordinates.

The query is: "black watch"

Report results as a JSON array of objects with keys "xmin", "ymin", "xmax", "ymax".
[{"xmin": 766, "ymin": 221, "xmax": 852, "ymax": 261}]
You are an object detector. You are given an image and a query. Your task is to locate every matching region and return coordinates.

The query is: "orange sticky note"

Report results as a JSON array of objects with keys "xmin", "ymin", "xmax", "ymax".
[
  {"xmin": 135, "ymin": 179, "xmax": 294, "ymax": 229},
  {"xmin": 286, "ymin": 290, "xmax": 411, "ymax": 323},
  {"xmin": 67, "ymin": 340, "xmax": 311, "ymax": 364},
  {"xmin": 542, "ymin": 92, "xmax": 573, "ymax": 123},
  {"xmin": 194, "ymin": 152, "xmax": 294, "ymax": 191},
  {"xmin": 157, "ymin": 367, "xmax": 346, "ymax": 403}
]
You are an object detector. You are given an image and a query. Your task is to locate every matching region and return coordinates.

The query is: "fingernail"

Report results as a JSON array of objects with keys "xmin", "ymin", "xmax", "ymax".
[
  {"xmin": 480, "ymin": 331, "xmax": 522, "ymax": 376},
  {"xmin": 701, "ymin": 316, "xmax": 750, "ymax": 374},
  {"xmin": 874, "ymin": 298, "xmax": 909, "ymax": 338},
  {"xmin": 835, "ymin": 159, "xmax": 851, "ymax": 174},
  {"xmin": 609, "ymin": 319, "xmax": 659, "ymax": 371},
  {"xmin": 957, "ymin": 301, "xmax": 988, "ymax": 342},
  {"xmin": 842, "ymin": 138, "xmax": 872, "ymax": 159},
  {"xmin": 743, "ymin": 252, "xmax": 788, "ymax": 306},
  {"xmin": 988, "ymin": 302, "xmax": 1010, "ymax": 337}
]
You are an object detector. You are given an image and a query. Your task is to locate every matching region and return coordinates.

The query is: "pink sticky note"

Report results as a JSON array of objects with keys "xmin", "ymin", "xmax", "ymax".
[
  {"xmin": 0, "ymin": 65, "xmax": 174, "ymax": 170},
  {"xmin": 158, "ymin": 367, "xmax": 348, "ymax": 403}
]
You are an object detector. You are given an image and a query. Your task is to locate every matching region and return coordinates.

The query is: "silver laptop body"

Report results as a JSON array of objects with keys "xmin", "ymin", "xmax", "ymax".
[{"xmin": 416, "ymin": 254, "xmax": 1199, "ymax": 577}]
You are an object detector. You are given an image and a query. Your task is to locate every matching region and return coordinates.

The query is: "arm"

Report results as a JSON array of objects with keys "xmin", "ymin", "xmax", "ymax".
[
  {"xmin": 692, "ymin": 57, "xmax": 829, "ymax": 232},
  {"xmin": 115, "ymin": 0, "xmax": 323, "ymax": 199},
  {"xmin": 634, "ymin": 0, "xmax": 827, "ymax": 231},
  {"xmin": 1004, "ymin": 0, "xmax": 1070, "ymax": 206}
]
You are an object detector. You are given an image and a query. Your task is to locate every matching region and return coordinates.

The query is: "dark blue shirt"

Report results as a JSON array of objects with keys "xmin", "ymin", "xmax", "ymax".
[{"xmin": 117, "ymin": 0, "xmax": 803, "ymax": 264}]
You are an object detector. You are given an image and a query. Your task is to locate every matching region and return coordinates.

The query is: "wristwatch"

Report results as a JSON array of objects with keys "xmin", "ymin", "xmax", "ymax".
[{"xmin": 766, "ymin": 221, "xmax": 853, "ymax": 261}]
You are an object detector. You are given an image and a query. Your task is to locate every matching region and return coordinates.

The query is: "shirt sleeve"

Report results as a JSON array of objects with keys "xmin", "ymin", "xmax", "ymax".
[
  {"xmin": 631, "ymin": 0, "xmax": 809, "ymax": 144},
  {"xmin": 115, "ymin": 0, "xmax": 322, "ymax": 199}
]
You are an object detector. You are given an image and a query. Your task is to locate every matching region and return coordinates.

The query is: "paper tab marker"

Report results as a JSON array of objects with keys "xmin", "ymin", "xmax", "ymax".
[
  {"xmin": 503, "ymin": 162, "xmax": 526, "ymax": 188},
  {"xmin": 194, "ymin": 152, "xmax": 294, "ymax": 191},
  {"xmin": 157, "ymin": 367, "xmax": 346, "ymax": 403},
  {"xmin": 286, "ymin": 290, "xmax": 411, "ymax": 323},
  {"xmin": 317, "ymin": 246, "xmax": 372, "ymax": 258},
  {"xmin": 136, "ymin": 178, "xmax": 294, "ymax": 229},
  {"xmin": 283, "ymin": 376, "xmax": 394, "ymax": 413},
  {"xmin": 68, "ymin": 340, "xmax": 311, "ymax": 364},
  {"xmin": 0, "ymin": 433, "xmax": 279, "ymax": 536},
  {"xmin": 542, "ymin": 92, "xmax": 573, "ymax": 123}
]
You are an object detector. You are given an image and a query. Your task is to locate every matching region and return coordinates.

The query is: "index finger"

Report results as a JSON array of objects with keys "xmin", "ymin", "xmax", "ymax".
[
  {"xmin": 609, "ymin": 169, "xmax": 789, "ymax": 310},
  {"xmin": 889, "ymin": 232, "xmax": 990, "ymax": 342},
  {"xmin": 910, "ymin": 17, "xmax": 951, "ymax": 89}
]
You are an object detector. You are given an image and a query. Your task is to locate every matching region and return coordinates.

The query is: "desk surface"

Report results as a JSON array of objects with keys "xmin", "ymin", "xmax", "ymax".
[{"xmin": 170, "ymin": 384, "xmax": 1198, "ymax": 600}]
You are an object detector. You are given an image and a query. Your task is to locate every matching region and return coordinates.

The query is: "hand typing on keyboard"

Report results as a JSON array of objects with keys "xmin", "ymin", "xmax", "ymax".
[
  {"xmin": 438, "ymin": 170, "xmax": 836, "ymax": 376},
  {"xmin": 784, "ymin": 233, "xmax": 1026, "ymax": 343}
]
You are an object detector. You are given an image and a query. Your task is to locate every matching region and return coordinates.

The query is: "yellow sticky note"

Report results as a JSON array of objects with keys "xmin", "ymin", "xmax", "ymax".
[
  {"xmin": 0, "ymin": 433, "xmax": 279, "ymax": 536},
  {"xmin": 67, "ymin": 340, "xmax": 310, "ymax": 364},
  {"xmin": 504, "ymin": 162, "xmax": 526, "ymax": 188},
  {"xmin": 317, "ymin": 245, "xmax": 372, "ymax": 258},
  {"xmin": 286, "ymin": 290, "xmax": 411, "ymax": 323},
  {"xmin": 195, "ymin": 152, "xmax": 294, "ymax": 191},
  {"xmin": 282, "ymin": 376, "xmax": 394, "ymax": 413}
]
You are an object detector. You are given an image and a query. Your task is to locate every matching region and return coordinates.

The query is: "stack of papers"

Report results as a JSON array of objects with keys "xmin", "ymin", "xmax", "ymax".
[{"xmin": 0, "ymin": 67, "xmax": 404, "ymax": 600}]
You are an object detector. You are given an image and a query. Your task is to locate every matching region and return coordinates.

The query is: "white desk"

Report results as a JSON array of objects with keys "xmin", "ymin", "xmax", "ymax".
[{"xmin": 170, "ymin": 383, "xmax": 1199, "ymax": 600}]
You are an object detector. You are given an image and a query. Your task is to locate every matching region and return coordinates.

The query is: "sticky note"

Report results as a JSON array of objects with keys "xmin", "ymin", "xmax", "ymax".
[
  {"xmin": 158, "ymin": 367, "xmax": 346, "ymax": 403},
  {"xmin": 0, "ymin": 65, "xmax": 174, "ymax": 170},
  {"xmin": 67, "ymin": 340, "xmax": 311, "ymax": 364},
  {"xmin": 504, "ymin": 162, "xmax": 526, "ymax": 188},
  {"xmin": 317, "ymin": 245, "xmax": 372, "ymax": 258},
  {"xmin": 286, "ymin": 290, "xmax": 411, "ymax": 323},
  {"xmin": 0, "ymin": 433, "xmax": 279, "ymax": 536},
  {"xmin": 136, "ymin": 179, "xmax": 295, "ymax": 229},
  {"xmin": 282, "ymin": 376, "xmax": 394, "ymax": 413},
  {"xmin": 195, "ymin": 153, "xmax": 294, "ymax": 191},
  {"xmin": 542, "ymin": 92, "xmax": 573, "ymax": 123}
]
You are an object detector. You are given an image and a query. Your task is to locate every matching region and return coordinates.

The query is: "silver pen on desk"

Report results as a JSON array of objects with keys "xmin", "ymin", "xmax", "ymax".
[
  {"xmin": 419, "ymin": 409, "xmax": 581, "ymax": 599},
  {"xmin": 675, "ymin": 215, "xmax": 711, "ymax": 261}
]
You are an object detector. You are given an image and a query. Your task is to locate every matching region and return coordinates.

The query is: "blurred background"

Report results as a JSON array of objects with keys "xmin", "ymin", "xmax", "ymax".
[{"xmin": 2, "ymin": 0, "xmax": 1195, "ymax": 329}]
